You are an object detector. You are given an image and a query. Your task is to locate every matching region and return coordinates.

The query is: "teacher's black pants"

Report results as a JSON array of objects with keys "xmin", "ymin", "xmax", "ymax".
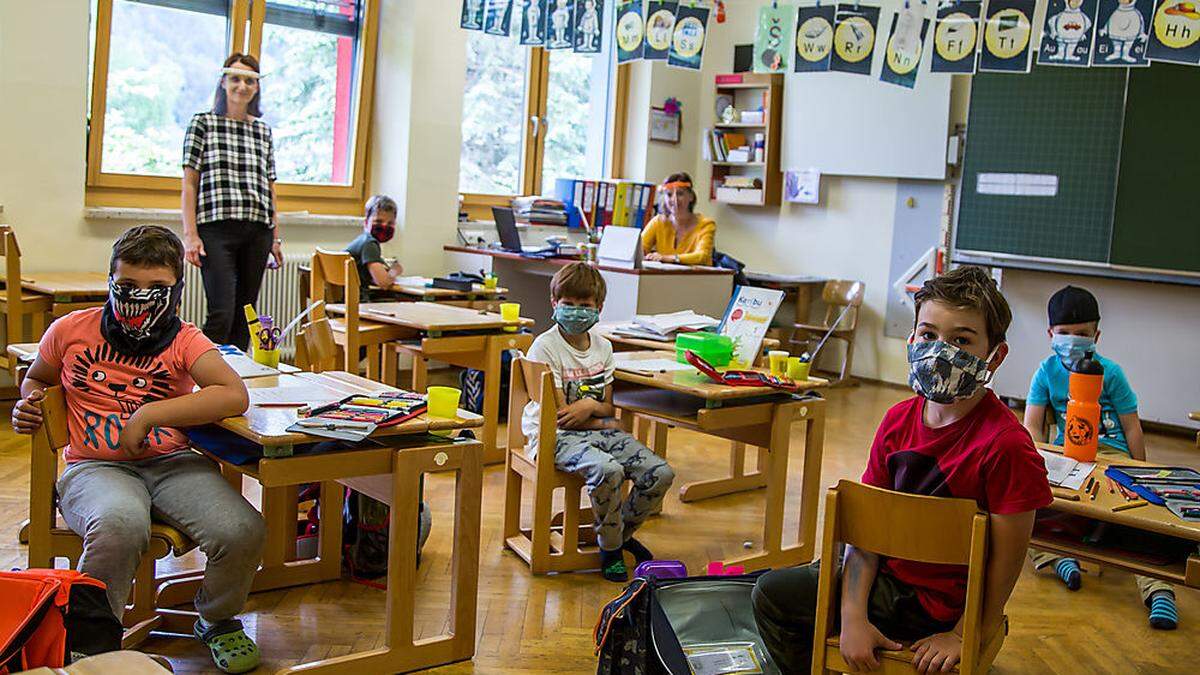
[{"xmin": 198, "ymin": 220, "xmax": 274, "ymax": 351}]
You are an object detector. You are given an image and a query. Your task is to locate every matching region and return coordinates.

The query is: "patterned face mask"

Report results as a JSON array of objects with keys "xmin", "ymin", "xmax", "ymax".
[
  {"xmin": 907, "ymin": 339, "xmax": 998, "ymax": 404},
  {"xmin": 107, "ymin": 277, "xmax": 182, "ymax": 343},
  {"xmin": 553, "ymin": 304, "xmax": 600, "ymax": 335}
]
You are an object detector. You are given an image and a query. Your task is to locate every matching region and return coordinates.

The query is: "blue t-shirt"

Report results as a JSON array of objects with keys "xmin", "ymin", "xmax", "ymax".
[{"xmin": 1027, "ymin": 353, "xmax": 1138, "ymax": 455}]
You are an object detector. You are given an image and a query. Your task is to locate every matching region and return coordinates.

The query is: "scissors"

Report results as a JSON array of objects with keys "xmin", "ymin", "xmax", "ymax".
[{"xmin": 257, "ymin": 327, "xmax": 282, "ymax": 350}]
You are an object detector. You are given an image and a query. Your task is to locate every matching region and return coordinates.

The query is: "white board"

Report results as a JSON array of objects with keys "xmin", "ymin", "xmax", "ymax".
[{"xmin": 782, "ymin": 0, "xmax": 952, "ymax": 180}]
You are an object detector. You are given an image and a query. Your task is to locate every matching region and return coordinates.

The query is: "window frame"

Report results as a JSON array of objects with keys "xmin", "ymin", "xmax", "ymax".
[
  {"xmin": 85, "ymin": 0, "xmax": 380, "ymax": 214},
  {"xmin": 459, "ymin": 45, "xmax": 630, "ymax": 216}
]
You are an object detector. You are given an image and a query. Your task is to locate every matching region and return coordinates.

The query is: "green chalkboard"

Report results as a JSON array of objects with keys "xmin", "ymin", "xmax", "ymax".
[{"xmin": 1110, "ymin": 64, "xmax": 1200, "ymax": 274}]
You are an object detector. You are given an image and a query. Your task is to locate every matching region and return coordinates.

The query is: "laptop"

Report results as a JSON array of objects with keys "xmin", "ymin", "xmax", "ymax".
[{"xmin": 492, "ymin": 207, "xmax": 548, "ymax": 254}]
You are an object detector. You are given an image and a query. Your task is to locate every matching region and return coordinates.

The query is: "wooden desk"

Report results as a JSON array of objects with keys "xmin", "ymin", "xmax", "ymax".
[
  {"xmin": 180, "ymin": 371, "xmax": 486, "ymax": 675},
  {"xmin": 611, "ymin": 351, "xmax": 828, "ymax": 571},
  {"xmin": 444, "ymin": 245, "xmax": 735, "ymax": 331},
  {"xmin": 327, "ymin": 302, "xmax": 534, "ymax": 464},
  {"xmin": 21, "ymin": 272, "xmax": 110, "ymax": 317},
  {"xmin": 386, "ymin": 277, "xmax": 508, "ymax": 310},
  {"xmin": 744, "ymin": 271, "xmax": 827, "ymax": 343},
  {"xmin": 1032, "ymin": 444, "xmax": 1200, "ymax": 589}
]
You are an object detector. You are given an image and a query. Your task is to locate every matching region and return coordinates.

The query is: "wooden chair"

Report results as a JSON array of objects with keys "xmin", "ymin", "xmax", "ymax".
[
  {"xmin": 309, "ymin": 249, "xmax": 405, "ymax": 383},
  {"xmin": 26, "ymin": 387, "xmax": 199, "ymax": 648},
  {"xmin": 790, "ymin": 280, "xmax": 865, "ymax": 383},
  {"xmin": 0, "ymin": 226, "xmax": 52, "ymax": 373},
  {"xmin": 294, "ymin": 317, "xmax": 338, "ymax": 373},
  {"xmin": 812, "ymin": 480, "xmax": 1006, "ymax": 675},
  {"xmin": 502, "ymin": 357, "xmax": 602, "ymax": 574}
]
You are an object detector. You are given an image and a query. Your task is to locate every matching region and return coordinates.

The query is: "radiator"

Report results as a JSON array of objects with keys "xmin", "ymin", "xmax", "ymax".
[{"xmin": 180, "ymin": 253, "xmax": 308, "ymax": 357}]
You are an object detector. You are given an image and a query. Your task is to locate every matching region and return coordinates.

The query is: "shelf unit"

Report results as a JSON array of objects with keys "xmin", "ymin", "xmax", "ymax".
[{"xmin": 708, "ymin": 73, "xmax": 783, "ymax": 207}]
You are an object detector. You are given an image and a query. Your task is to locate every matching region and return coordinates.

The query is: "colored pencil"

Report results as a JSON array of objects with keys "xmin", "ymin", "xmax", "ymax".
[
  {"xmin": 1112, "ymin": 500, "xmax": 1148, "ymax": 512},
  {"xmin": 1084, "ymin": 476, "xmax": 1095, "ymax": 494},
  {"xmin": 1089, "ymin": 481, "xmax": 1099, "ymax": 501}
]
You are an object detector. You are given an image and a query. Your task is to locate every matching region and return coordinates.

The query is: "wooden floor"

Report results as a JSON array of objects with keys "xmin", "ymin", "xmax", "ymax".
[{"xmin": 2, "ymin": 382, "xmax": 1196, "ymax": 674}]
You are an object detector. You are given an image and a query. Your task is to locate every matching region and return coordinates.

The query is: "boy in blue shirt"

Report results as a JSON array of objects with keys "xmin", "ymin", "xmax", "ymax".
[{"xmin": 1023, "ymin": 285, "xmax": 1176, "ymax": 630}]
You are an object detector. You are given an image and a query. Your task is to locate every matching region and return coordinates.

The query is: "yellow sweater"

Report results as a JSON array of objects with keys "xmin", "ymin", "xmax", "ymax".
[{"xmin": 640, "ymin": 214, "xmax": 716, "ymax": 266}]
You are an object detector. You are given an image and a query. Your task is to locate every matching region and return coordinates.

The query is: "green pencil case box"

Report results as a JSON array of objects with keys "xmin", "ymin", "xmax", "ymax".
[{"xmin": 675, "ymin": 332, "xmax": 733, "ymax": 367}]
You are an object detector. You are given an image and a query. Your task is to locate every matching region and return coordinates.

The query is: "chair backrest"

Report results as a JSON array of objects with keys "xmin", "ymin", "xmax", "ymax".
[
  {"xmin": 821, "ymin": 280, "xmax": 865, "ymax": 331},
  {"xmin": 310, "ymin": 249, "xmax": 359, "ymax": 370},
  {"xmin": 2, "ymin": 226, "xmax": 24, "ymax": 337},
  {"xmin": 507, "ymin": 358, "xmax": 562, "ymax": 469},
  {"xmin": 28, "ymin": 387, "xmax": 70, "ymax": 539},
  {"xmin": 830, "ymin": 480, "xmax": 984, "ymax": 566},
  {"xmin": 296, "ymin": 317, "xmax": 338, "ymax": 373}
]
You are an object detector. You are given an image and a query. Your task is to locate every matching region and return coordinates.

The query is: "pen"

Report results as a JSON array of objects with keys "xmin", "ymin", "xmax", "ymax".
[
  {"xmin": 1084, "ymin": 476, "xmax": 1095, "ymax": 494},
  {"xmin": 1088, "ymin": 481, "xmax": 1099, "ymax": 501},
  {"xmin": 254, "ymin": 402, "xmax": 306, "ymax": 408}
]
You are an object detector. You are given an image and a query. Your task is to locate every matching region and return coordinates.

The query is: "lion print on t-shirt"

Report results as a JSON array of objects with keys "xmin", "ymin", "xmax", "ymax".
[{"xmin": 70, "ymin": 343, "xmax": 172, "ymax": 416}]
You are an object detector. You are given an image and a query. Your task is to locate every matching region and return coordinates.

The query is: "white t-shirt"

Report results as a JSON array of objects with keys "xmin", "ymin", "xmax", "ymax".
[{"xmin": 520, "ymin": 326, "xmax": 614, "ymax": 452}]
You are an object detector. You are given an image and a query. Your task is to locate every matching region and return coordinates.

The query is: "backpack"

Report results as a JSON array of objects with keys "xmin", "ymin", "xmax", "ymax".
[
  {"xmin": 342, "ymin": 477, "xmax": 432, "ymax": 581},
  {"xmin": 0, "ymin": 569, "xmax": 121, "ymax": 673},
  {"xmin": 712, "ymin": 250, "xmax": 748, "ymax": 287},
  {"xmin": 459, "ymin": 349, "xmax": 518, "ymax": 416},
  {"xmin": 594, "ymin": 572, "xmax": 779, "ymax": 675}
]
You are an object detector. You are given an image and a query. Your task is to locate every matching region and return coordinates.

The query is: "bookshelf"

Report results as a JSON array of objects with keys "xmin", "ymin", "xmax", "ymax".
[{"xmin": 708, "ymin": 73, "xmax": 783, "ymax": 207}]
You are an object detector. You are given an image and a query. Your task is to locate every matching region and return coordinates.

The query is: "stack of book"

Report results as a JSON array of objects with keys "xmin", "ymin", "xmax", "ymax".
[
  {"xmin": 706, "ymin": 130, "xmax": 752, "ymax": 163},
  {"xmin": 512, "ymin": 196, "xmax": 568, "ymax": 227},
  {"xmin": 611, "ymin": 310, "xmax": 720, "ymax": 341},
  {"xmin": 554, "ymin": 178, "xmax": 658, "ymax": 230}
]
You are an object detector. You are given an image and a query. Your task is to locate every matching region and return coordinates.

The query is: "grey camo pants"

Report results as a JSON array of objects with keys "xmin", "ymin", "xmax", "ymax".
[{"xmin": 554, "ymin": 429, "xmax": 675, "ymax": 551}]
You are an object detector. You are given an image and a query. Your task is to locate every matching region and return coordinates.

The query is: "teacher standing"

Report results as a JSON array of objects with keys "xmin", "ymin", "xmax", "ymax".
[
  {"xmin": 641, "ymin": 172, "xmax": 716, "ymax": 266},
  {"xmin": 181, "ymin": 53, "xmax": 283, "ymax": 350}
]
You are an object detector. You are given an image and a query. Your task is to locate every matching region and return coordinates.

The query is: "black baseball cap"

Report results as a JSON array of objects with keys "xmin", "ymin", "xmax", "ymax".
[{"xmin": 1048, "ymin": 285, "xmax": 1100, "ymax": 326}]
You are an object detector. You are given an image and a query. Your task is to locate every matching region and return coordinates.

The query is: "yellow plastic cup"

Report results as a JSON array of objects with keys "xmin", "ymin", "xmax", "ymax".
[
  {"xmin": 787, "ymin": 357, "xmax": 810, "ymax": 381},
  {"xmin": 253, "ymin": 347, "xmax": 280, "ymax": 369},
  {"xmin": 426, "ymin": 386, "xmax": 461, "ymax": 437},
  {"xmin": 499, "ymin": 302, "xmax": 520, "ymax": 332},
  {"xmin": 768, "ymin": 350, "xmax": 789, "ymax": 377},
  {"xmin": 483, "ymin": 274, "xmax": 498, "ymax": 290}
]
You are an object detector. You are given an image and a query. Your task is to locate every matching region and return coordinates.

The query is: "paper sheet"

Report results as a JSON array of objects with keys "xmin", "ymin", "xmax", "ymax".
[
  {"xmin": 222, "ymin": 353, "xmax": 279, "ymax": 379},
  {"xmin": 614, "ymin": 357, "xmax": 696, "ymax": 375},
  {"xmin": 1037, "ymin": 449, "xmax": 1095, "ymax": 490},
  {"xmin": 248, "ymin": 384, "xmax": 343, "ymax": 407}
]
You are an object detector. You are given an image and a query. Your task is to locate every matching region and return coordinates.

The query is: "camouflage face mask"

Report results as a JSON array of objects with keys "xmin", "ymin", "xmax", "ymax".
[{"xmin": 906, "ymin": 339, "xmax": 997, "ymax": 404}]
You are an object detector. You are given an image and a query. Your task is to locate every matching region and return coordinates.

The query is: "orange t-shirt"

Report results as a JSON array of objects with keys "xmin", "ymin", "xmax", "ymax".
[{"xmin": 38, "ymin": 308, "xmax": 216, "ymax": 463}]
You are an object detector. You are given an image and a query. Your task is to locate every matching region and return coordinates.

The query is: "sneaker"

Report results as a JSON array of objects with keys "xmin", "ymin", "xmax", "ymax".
[
  {"xmin": 195, "ymin": 619, "xmax": 261, "ymax": 674},
  {"xmin": 600, "ymin": 548, "xmax": 628, "ymax": 583},
  {"xmin": 1054, "ymin": 558, "xmax": 1082, "ymax": 591}
]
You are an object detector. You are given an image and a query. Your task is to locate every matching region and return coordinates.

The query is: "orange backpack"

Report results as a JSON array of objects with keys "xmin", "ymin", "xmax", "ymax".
[{"xmin": 0, "ymin": 569, "xmax": 121, "ymax": 673}]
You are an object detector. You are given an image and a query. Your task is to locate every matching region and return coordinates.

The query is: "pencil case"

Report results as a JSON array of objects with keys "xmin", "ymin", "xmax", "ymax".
[{"xmin": 1105, "ymin": 465, "xmax": 1200, "ymax": 506}]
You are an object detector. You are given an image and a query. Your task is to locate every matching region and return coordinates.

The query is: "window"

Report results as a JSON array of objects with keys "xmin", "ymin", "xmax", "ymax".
[
  {"xmin": 87, "ymin": 0, "xmax": 380, "ymax": 211},
  {"xmin": 459, "ymin": 24, "xmax": 623, "ymax": 202}
]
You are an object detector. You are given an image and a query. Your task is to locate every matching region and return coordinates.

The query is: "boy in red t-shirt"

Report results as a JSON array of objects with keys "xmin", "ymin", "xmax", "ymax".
[
  {"xmin": 12, "ymin": 226, "xmax": 264, "ymax": 674},
  {"xmin": 752, "ymin": 267, "xmax": 1052, "ymax": 673}
]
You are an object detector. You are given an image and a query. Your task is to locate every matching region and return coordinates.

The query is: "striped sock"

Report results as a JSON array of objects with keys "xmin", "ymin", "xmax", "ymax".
[
  {"xmin": 1148, "ymin": 591, "xmax": 1178, "ymax": 630},
  {"xmin": 1054, "ymin": 558, "xmax": 1082, "ymax": 591}
]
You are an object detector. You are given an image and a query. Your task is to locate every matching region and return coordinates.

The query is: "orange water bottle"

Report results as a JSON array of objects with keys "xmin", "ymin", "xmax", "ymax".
[{"xmin": 1063, "ymin": 356, "xmax": 1104, "ymax": 462}]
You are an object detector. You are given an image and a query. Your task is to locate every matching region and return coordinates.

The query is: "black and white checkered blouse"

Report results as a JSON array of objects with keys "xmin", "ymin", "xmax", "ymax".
[{"xmin": 182, "ymin": 112, "xmax": 277, "ymax": 227}]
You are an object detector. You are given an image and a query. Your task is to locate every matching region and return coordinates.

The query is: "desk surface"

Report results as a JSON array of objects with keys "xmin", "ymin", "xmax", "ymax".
[
  {"xmin": 21, "ymin": 272, "xmax": 109, "ymax": 297},
  {"xmin": 327, "ymin": 301, "xmax": 533, "ymax": 332},
  {"xmin": 445, "ymin": 245, "xmax": 734, "ymax": 276},
  {"xmin": 389, "ymin": 278, "xmax": 507, "ymax": 298},
  {"xmin": 612, "ymin": 350, "xmax": 828, "ymax": 401},
  {"xmin": 743, "ymin": 271, "xmax": 827, "ymax": 287},
  {"xmin": 221, "ymin": 371, "xmax": 481, "ymax": 446},
  {"xmin": 597, "ymin": 323, "xmax": 781, "ymax": 355}
]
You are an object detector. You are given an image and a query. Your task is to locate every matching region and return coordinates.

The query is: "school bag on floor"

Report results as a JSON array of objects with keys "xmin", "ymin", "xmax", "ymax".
[
  {"xmin": 594, "ymin": 572, "xmax": 780, "ymax": 675},
  {"xmin": 342, "ymin": 477, "xmax": 432, "ymax": 580},
  {"xmin": 459, "ymin": 349, "xmax": 518, "ymax": 416},
  {"xmin": 0, "ymin": 569, "xmax": 121, "ymax": 673}
]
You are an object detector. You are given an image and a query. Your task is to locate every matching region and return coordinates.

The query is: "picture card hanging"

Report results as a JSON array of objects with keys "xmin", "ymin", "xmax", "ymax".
[
  {"xmin": 668, "ymin": 3, "xmax": 711, "ymax": 69},
  {"xmin": 1147, "ymin": 0, "xmax": 1200, "ymax": 64},
  {"xmin": 831, "ymin": 3, "xmax": 882, "ymax": 75},
  {"xmin": 545, "ymin": 0, "xmax": 575, "ymax": 49},
  {"xmin": 645, "ymin": 1, "xmax": 678, "ymax": 60},
  {"xmin": 1037, "ymin": 0, "xmax": 1099, "ymax": 66},
  {"xmin": 574, "ymin": 0, "xmax": 604, "ymax": 53},
  {"xmin": 520, "ymin": 0, "xmax": 549, "ymax": 45},
  {"xmin": 1092, "ymin": 0, "xmax": 1153, "ymax": 65},
  {"xmin": 795, "ymin": 4, "xmax": 837, "ymax": 72},
  {"xmin": 979, "ymin": 0, "xmax": 1036, "ymax": 72},
  {"xmin": 932, "ymin": 0, "xmax": 982, "ymax": 73},
  {"xmin": 462, "ymin": 0, "xmax": 487, "ymax": 30},
  {"xmin": 616, "ymin": 0, "xmax": 646, "ymax": 62},
  {"xmin": 755, "ymin": 1, "xmax": 798, "ymax": 73},
  {"xmin": 881, "ymin": 2, "xmax": 930, "ymax": 88},
  {"xmin": 484, "ymin": 0, "xmax": 514, "ymax": 36}
]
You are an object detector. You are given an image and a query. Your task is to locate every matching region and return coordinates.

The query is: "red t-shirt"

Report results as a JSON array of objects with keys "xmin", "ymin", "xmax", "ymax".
[
  {"xmin": 861, "ymin": 391, "xmax": 1052, "ymax": 623},
  {"xmin": 38, "ymin": 308, "xmax": 216, "ymax": 463}
]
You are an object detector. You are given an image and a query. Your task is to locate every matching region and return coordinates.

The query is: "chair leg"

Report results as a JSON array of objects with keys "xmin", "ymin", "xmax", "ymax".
[
  {"xmin": 365, "ymin": 344, "xmax": 381, "ymax": 381},
  {"xmin": 839, "ymin": 335, "xmax": 855, "ymax": 382},
  {"xmin": 529, "ymin": 480, "xmax": 554, "ymax": 574},
  {"xmin": 502, "ymin": 463, "xmax": 523, "ymax": 545},
  {"xmin": 411, "ymin": 355, "xmax": 429, "ymax": 392}
]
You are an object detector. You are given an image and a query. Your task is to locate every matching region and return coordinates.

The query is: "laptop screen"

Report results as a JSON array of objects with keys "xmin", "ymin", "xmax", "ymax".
[{"xmin": 492, "ymin": 207, "xmax": 523, "ymax": 253}]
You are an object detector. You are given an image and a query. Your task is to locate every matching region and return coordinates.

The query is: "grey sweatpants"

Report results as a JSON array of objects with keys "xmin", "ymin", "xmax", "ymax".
[
  {"xmin": 553, "ymin": 429, "xmax": 675, "ymax": 551},
  {"xmin": 57, "ymin": 450, "xmax": 265, "ymax": 622}
]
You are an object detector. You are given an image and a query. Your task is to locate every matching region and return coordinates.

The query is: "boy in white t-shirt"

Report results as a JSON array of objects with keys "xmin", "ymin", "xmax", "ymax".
[{"xmin": 521, "ymin": 263, "xmax": 675, "ymax": 581}]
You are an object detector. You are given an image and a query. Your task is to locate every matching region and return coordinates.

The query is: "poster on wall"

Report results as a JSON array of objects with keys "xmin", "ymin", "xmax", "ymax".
[
  {"xmin": 461, "ymin": 0, "xmax": 486, "ymax": 30},
  {"xmin": 1092, "ymin": 0, "xmax": 1153, "ymax": 65},
  {"xmin": 881, "ymin": 3, "xmax": 929, "ymax": 88},
  {"xmin": 755, "ymin": 2, "xmax": 798, "ymax": 73},
  {"xmin": 794, "ymin": 4, "xmax": 836, "ymax": 72},
  {"xmin": 1037, "ymin": 0, "xmax": 1100, "ymax": 66},
  {"xmin": 644, "ymin": 1, "xmax": 679, "ymax": 60},
  {"xmin": 616, "ymin": 0, "xmax": 646, "ymax": 62},
  {"xmin": 545, "ymin": 0, "xmax": 575, "ymax": 49},
  {"xmin": 931, "ymin": 0, "xmax": 982, "ymax": 73},
  {"xmin": 978, "ymin": 0, "xmax": 1036, "ymax": 72},
  {"xmin": 1146, "ymin": 0, "xmax": 1200, "ymax": 65},
  {"xmin": 484, "ymin": 0, "xmax": 514, "ymax": 36},
  {"xmin": 830, "ymin": 3, "xmax": 881, "ymax": 75},
  {"xmin": 519, "ymin": 0, "xmax": 548, "ymax": 44},
  {"xmin": 574, "ymin": 0, "xmax": 605, "ymax": 53},
  {"xmin": 668, "ymin": 3, "xmax": 711, "ymax": 69}
]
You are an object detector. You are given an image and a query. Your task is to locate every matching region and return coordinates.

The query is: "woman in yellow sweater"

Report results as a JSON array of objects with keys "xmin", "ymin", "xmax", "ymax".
[{"xmin": 641, "ymin": 172, "xmax": 716, "ymax": 266}]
